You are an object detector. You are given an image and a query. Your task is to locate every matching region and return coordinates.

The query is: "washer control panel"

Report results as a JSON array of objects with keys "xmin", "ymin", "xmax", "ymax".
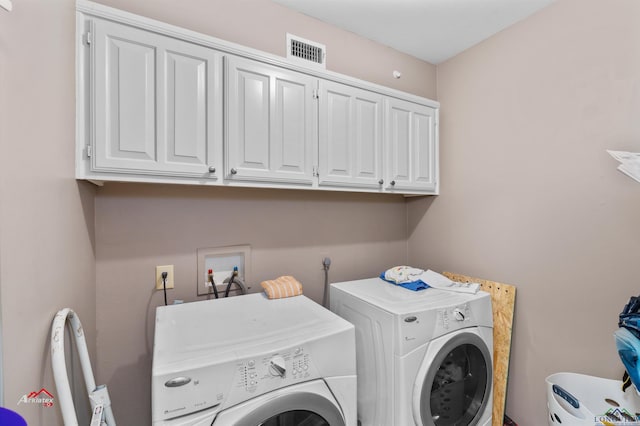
[
  {"xmin": 239, "ymin": 359, "xmax": 260, "ymax": 391},
  {"xmin": 292, "ymin": 349, "xmax": 310, "ymax": 379},
  {"xmin": 236, "ymin": 346, "xmax": 313, "ymax": 393}
]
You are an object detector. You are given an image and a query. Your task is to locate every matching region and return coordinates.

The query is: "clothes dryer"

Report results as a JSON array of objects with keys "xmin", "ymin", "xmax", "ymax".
[
  {"xmin": 152, "ymin": 294, "xmax": 357, "ymax": 426},
  {"xmin": 330, "ymin": 277, "xmax": 493, "ymax": 426}
]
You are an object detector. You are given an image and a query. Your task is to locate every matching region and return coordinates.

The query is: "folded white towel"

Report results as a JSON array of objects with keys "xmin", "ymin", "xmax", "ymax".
[
  {"xmin": 384, "ymin": 266, "xmax": 424, "ymax": 284},
  {"xmin": 419, "ymin": 270, "xmax": 480, "ymax": 294}
]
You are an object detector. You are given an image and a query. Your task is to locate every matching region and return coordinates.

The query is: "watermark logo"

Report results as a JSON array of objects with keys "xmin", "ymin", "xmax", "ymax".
[
  {"xmin": 17, "ymin": 388, "xmax": 54, "ymax": 408},
  {"xmin": 594, "ymin": 408, "xmax": 640, "ymax": 425}
]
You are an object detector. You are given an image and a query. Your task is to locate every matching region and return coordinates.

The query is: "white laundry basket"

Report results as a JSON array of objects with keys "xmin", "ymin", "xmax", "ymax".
[{"xmin": 546, "ymin": 372, "xmax": 640, "ymax": 425}]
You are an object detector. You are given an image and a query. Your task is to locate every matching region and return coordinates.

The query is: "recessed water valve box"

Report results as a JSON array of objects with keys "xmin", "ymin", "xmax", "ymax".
[{"xmin": 196, "ymin": 245, "xmax": 251, "ymax": 296}]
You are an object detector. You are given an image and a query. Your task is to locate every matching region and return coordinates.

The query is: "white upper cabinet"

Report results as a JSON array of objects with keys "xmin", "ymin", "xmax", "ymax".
[
  {"xmin": 385, "ymin": 97, "xmax": 438, "ymax": 193},
  {"xmin": 318, "ymin": 81, "xmax": 384, "ymax": 189},
  {"xmin": 91, "ymin": 18, "xmax": 222, "ymax": 178},
  {"xmin": 77, "ymin": 2, "xmax": 439, "ymax": 195},
  {"xmin": 225, "ymin": 55, "xmax": 316, "ymax": 185}
]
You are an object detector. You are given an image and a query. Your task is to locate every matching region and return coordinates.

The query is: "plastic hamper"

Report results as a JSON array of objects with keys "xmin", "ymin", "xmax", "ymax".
[{"xmin": 546, "ymin": 372, "xmax": 640, "ymax": 425}]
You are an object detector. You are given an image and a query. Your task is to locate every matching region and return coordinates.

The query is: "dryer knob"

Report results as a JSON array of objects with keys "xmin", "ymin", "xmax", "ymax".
[
  {"xmin": 269, "ymin": 356, "xmax": 286, "ymax": 378},
  {"xmin": 453, "ymin": 309, "xmax": 465, "ymax": 321}
]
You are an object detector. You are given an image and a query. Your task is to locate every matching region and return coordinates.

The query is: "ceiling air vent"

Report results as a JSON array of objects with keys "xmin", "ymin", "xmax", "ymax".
[{"xmin": 286, "ymin": 33, "xmax": 326, "ymax": 69}]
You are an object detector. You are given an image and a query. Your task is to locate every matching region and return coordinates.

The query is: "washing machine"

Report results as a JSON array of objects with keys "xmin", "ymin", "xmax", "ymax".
[
  {"xmin": 330, "ymin": 277, "xmax": 493, "ymax": 426},
  {"xmin": 152, "ymin": 293, "xmax": 357, "ymax": 426}
]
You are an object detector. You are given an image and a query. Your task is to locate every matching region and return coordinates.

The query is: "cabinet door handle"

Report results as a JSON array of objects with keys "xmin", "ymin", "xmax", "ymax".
[
  {"xmin": 378, "ymin": 179, "xmax": 384, "ymax": 185},
  {"xmin": 208, "ymin": 166, "xmax": 216, "ymax": 173},
  {"xmin": 230, "ymin": 168, "xmax": 238, "ymax": 175},
  {"xmin": 390, "ymin": 180, "xmax": 396, "ymax": 186}
]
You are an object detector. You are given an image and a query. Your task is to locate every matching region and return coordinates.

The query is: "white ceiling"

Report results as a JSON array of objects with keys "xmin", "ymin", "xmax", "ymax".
[{"xmin": 271, "ymin": 0, "xmax": 556, "ymax": 64}]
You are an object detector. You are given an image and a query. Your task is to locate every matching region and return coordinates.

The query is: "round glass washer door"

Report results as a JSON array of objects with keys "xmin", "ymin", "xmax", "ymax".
[
  {"xmin": 259, "ymin": 409, "xmax": 330, "ymax": 426},
  {"xmin": 418, "ymin": 332, "xmax": 492, "ymax": 426},
  {"xmin": 226, "ymin": 391, "xmax": 346, "ymax": 426}
]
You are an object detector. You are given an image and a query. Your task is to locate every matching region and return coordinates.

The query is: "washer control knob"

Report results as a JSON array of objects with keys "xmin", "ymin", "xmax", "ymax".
[
  {"xmin": 269, "ymin": 356, "xmax": 286, "ymax": 378},
  {"xmin": 453, "ymin": 308, "xmax": 465, "ymax": 321}
]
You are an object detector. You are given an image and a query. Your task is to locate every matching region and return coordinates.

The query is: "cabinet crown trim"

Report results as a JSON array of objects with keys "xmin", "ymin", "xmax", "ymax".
[{"xmin": 76, "ymin": 0, "xmax": 438, "ymax": 108}]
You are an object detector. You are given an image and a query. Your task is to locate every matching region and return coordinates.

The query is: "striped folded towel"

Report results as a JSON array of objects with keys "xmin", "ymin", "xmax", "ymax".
[{"xmin": 260, "ymin": 276, "xmax": 303, "ymax": 299}]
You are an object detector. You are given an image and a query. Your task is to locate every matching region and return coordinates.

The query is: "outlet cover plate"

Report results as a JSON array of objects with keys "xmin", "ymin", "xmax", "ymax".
[{"xmin": 156, "ymin": 265, "xmax": 174, "ymax": 290}]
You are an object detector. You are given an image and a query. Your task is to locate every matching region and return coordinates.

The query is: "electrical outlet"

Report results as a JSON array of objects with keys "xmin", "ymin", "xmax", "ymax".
[{"xmin": 156, "ymin": 265, "xmax": 174, "ymax": 290}]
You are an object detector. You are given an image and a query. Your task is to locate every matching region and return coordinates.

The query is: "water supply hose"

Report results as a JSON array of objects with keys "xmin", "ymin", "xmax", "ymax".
[
  {"xmin": 322, "ymin": 257, "xmax": 331, "ymax": 308},
  {"xmin": 208, "ymin": 269, "xmax": 219, "ymax": 299},
  {"xmin": 224, "ymin": 267, "xmax": 247, "ymax": 297}
]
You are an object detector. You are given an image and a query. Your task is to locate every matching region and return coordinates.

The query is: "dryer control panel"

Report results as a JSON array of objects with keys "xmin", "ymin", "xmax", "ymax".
[
  {"xmin": 397, "ymin": 293, "xmax": 493, "ymax": 356},
  {"xmin": 399, "ymin": 302, "xmax": 474, "ymax": 354},
  {"xmin": 439, "ymin": 303, "xmax": 471, "ymax": 331}
]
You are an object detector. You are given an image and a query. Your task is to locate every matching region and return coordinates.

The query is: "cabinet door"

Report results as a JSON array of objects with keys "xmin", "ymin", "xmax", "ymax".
[
  {"xmin": 385, "ymin": 98, "xmax": 438, "ymax": 192},
  {"xmin": 318, "ymin": 81, "xmax": 384, "ymax": 189},
  {"xmin": 225, "ymin": 56, "xmax": 316, "ymax": 185},
  {"xmin": 92, "ymin": 19, "xmax": 222, "ymax": 178}
]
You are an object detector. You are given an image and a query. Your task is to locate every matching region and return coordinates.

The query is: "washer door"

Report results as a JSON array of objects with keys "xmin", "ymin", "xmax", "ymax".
[
  {"xmin": 414, "ymin": 331, "xmax": 492, "ymax": 426},
  {"xmin": 213, "ymin": 380, "xmax": 345, "ymax": 426},
  {"xmin": 257, "ymin": 405, "xmax": 336, "ymax": 426}
]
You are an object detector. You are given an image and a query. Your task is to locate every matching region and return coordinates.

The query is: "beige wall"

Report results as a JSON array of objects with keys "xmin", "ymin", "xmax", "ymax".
[
  {"xmin": 408, "ymin": 0, "xmax": 640, "ymax": 423},
  {"xmin": 13, "ymin": 0, "xmax": 638, "ymax": 424},
  {"xmin": 0, "ymin": 0, "xmax": 97, "ymax": 424},
  {"xmin": 95, "ymin": 185, "xmax": 408, "ymax": 423},
  {"xmin": 0, "ymin": 0, "xmax": 434, "ymax": 425},
  {"xmin": 87, "ymin": 1, "xmax": 437, "ymax": 424},
  {"xmin": 94, "ymin": 0, "xmax": 438, "ymax": 100}
]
